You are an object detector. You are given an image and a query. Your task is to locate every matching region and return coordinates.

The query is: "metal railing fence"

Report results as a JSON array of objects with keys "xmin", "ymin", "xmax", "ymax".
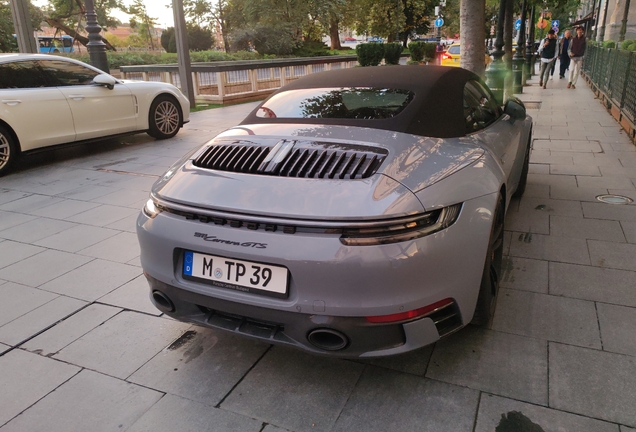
[
  {"xmin": 584, "ymin": 44, "xmax": 636, "ymax": 121},
  {"xmin": 120, "ymin": 56, "xmax": 360, "ymax": 104}
]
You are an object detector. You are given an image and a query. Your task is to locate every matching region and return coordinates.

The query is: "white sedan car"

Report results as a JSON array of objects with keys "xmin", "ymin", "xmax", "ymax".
[{"xmin": 0, "ymin": 53, "xmax": 190, "ymax": 176}]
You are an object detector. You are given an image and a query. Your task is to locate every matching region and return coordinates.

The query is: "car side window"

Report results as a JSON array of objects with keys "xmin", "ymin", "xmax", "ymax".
[
  {"xmin": 0, "ymin": 61, "xmax": 50, "ymax": 89},
  {"xmin": 38, "ymin": 60, "xmax": 100, "ymax": 86},
  {"xmin": 463, "ymin": 81, "xmax": 498, "ymax": 133}
]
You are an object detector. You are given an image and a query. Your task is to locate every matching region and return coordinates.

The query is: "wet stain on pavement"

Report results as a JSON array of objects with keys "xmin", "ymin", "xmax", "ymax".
[
  {"xmin": 534, "ymin": 204, "xmax": 555, "ymax": 212},
  {"xmin": 518, "ymin": 232, "xmax": 533, "ymax": 243},
  {"xmin": 500, "ymin": 257, "xmax": 515, "ymax": 283},
  {"xmin": 496, "ymin": 411, "xmax": 545, "ymax": 432},
  {"xmin": 167, "ymin": 330, "xmax": 197, "ymax": 351},
  {"xmin": 183, "ymin": 342, "xmax": 205, "ymax": 364}
]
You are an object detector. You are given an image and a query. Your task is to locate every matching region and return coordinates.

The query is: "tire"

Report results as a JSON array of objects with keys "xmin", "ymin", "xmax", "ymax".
[
  {"xmin": 513, "ymin": 135, "xmax": 531, "ymax": 198},
  {"xmin": 471, "ymin": 194, "xmax": 505, "ymax": 327},
  {"xmin": 147, "ymin": 95, "xmax": 182, "ymax": 140},
  {"xmin": 0, "ymin": 126, "xmax": 18, "ymax": 177}
]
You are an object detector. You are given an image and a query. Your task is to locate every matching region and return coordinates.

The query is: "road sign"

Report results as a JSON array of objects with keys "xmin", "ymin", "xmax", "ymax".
[
  {"xmin": 435, "ymin": 18, "xmax": 444, "ymax": 28},
  {"xmin": 553, "ymin": 26, "xmax": 559, "ymax": 33},
  {"xmin": 537, "ymin": 18, "xmax": 548, "ymax": 29},
  {"xmin": 515, "ymin": 19, "xmax": 521, "ymax": 30},
  {"xmin": 552, "ymin": 20, "xmax": 560, "ymax": 28}
]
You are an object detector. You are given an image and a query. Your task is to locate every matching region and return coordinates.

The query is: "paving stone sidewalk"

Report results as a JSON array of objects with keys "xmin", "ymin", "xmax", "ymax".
[{"xmin": 1, "ymin": 70, "xmax": 636, "ymax": 431}]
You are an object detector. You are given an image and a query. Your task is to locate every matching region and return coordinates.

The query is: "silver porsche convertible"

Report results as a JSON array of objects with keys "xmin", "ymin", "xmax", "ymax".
[{"xmin": 137, "ymin": 66, "xmax": 532, "ymax": 357}]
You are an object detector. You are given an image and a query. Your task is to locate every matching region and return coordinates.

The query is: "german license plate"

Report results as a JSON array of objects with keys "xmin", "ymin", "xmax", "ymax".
[{"xmin": 183, "ymin": 251, "xmax": 289, "ymax": 298}]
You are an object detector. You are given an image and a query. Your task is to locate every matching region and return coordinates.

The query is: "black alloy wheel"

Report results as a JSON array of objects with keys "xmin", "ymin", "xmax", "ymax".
[
  {"xmin": 147, "ymin": 95, "xmax": 182, "ymax": 140},
  {"xmin": 0, "ymin": 126, "xmax": 17, "ymax": 177},
  {"xmin": 471, "ymin": 193, "xmax": 505, "ymax": 327}
]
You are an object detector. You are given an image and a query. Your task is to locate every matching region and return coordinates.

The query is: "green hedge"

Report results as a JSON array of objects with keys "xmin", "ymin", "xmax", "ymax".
[
  {"xmin": 408, "ymin": 41, "xmax": 425, "ymax": 62},
  {"xmin": 407, "ymin": 42, "xmax": 436, "ymax": 62},
  {"xmin": 383, "ymin": 43, "xmax": 403, "ymax": 65},
  {"xmin": 602, "ymin": 40, "xmax": 616, "ymax": 49},
  {"xmin": 355, "ymin": 43, "xmax": 385, "ymax": 66},
  {"xmin": 621, "ymin": 39, "xmax": 636, "ymax": 50}
]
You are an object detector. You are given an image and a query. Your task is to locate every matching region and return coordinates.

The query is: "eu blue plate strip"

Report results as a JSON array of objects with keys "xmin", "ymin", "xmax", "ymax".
[{"xmin": 183, "ymin": 251, "xmax": 194, "ymax": 276}]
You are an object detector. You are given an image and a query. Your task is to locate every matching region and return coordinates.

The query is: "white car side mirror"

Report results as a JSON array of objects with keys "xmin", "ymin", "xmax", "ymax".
[{"xmin": 93, "ymin": 74, "xmax": 117, "ymax": 90}]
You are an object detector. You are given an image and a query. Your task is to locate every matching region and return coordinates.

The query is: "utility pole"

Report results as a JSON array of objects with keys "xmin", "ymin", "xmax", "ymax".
[
  {"xmin": 10, "ymin": 0, "xmax": 38, "ymax": 53},
  {"xmin": 173, "ymin": 0, "xmax": 196, "ymax": 109}
]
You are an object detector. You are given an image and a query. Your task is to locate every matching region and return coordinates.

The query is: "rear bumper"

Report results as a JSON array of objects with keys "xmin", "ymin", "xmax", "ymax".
[{"xmin": 145, "ymin": 274, "xmax": 462, "ymax": 357}]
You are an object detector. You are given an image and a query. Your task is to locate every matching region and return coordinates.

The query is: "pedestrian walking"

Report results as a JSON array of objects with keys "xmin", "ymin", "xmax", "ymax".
[
  {"xmin": 558, "ymin": 30, "xmax": 572, "ymax": 79},
  {"xmin": 538, "ymin": 29, "xmax": 558, "ymax": 89},
  {"xmin": 568, "ymin": 26, "xmax": 587, "ymax": 89}
]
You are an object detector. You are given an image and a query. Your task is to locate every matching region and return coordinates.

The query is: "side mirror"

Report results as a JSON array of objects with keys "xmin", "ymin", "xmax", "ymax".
[
  {"xmin": 503, "ymin": 97, "xmax": 526, "ymax": 122},
  {"xmin": 93, "ymin": 74, "xmax": 117, "ymax": 90}
]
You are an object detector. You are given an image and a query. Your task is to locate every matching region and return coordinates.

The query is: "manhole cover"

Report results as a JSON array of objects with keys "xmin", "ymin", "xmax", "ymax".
[
  {"xmin": 524, "ymin": 101, "xmax": 542, "ymax": 109},
  {"xmin": 596, "ymin": 194, "xmax": 634, "ymax": 205}
]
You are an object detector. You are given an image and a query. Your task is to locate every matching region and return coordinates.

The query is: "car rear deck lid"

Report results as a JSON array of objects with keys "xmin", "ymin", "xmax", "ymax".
[{"xmin": 192, "ymin": 139, "xmax": 388, "ymax": 180}]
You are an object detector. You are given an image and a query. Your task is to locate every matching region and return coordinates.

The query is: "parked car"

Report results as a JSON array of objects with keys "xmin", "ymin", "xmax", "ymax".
[
  {"xmin": 137, "ymin": 66, "xmax": 532, "ymax": 357},
  {"xmin": 343, "ymin": 37, "xmax": 357, "ymax": 42},
  {"xmin": 366, "ymin": 36, "xmax": 384, "ymax": 43},
  {"xmin": 0, "ymin": 54, "xmax": 190, "ymax": 176}
]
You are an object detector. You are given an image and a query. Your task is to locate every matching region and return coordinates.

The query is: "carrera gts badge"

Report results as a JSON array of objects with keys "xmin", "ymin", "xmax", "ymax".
[{"xmin": 194, "ymin": 232, "xmax": 267, "ymax": 249}]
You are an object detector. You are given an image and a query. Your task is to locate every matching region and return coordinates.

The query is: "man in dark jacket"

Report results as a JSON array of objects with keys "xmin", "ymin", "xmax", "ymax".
[
  {"xmin": 568, "ymin": 26, "xmax": 586, "ymax": 88},
  {"xmin": 558, "ymin": 30, "xmax": 572, "ymax": 79},
  {"xmin": 538, "ymin": 29, "xmax": 558, "ymax": 89}
]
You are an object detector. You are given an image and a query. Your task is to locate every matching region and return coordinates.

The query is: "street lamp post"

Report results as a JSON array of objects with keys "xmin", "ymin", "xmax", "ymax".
[
  {"xmin": 526, "ymin": 6, "xmax": 535, "ymax": 76},
  {"xmin": 84, "ymin": 0, "xmax": 110, "ymax": 73},
  {"xmin": 486, "ymin": 0, "xmax": 507, "ymax": 104},
  {"xmin": 513, "ymin": 0, "xmax": 527, "ymax": 92}
]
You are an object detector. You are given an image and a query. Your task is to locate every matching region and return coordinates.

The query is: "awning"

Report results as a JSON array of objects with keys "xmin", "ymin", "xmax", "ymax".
[{"xmin": 573, "ymin": 11, "xmax": 595, "ymax": 26}]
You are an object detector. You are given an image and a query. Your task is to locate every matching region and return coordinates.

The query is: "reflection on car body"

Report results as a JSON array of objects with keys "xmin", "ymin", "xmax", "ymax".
[{"xmin": 137, "ymin": 66, "xmax": 532, "ymax": 358}]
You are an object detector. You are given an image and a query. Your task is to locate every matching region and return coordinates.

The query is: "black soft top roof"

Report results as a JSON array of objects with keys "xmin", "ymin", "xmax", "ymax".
[{"xmin": 241, "ymin": 65, "xmax": 481, "ymax": 138}]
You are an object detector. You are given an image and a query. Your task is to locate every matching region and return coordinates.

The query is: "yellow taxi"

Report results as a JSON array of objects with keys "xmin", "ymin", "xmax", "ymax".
[{"xmin": 441, "ymin": 43, "xmax": 493, "ymax": 68}]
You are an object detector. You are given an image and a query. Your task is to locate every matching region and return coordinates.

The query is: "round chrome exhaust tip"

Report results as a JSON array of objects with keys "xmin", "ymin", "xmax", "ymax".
[{"xmin": 307, "ymin": 329, "xmax": 349, "ymax": 351}]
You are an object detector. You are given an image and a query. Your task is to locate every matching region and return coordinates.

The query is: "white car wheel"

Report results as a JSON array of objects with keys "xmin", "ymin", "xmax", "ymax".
[
  {"xmin": 148, "ymin": 96, "xmax": 182, "ymax": 140},
  {"xmin": 0, "ymin": 126, "xmax": 17, "ymax": 177}
]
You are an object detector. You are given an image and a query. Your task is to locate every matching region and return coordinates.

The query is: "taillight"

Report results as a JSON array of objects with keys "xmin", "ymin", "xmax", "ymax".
[
  {"xmin": 442, "ymin": 53, "xmax": 452, "ymax": 60},
  {"xmin": 366, "ymin": 298, "xmax": 455, "ymax": 324}
]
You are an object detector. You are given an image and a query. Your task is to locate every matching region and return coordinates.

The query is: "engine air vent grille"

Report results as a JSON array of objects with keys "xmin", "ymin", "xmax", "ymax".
[{"xmin": 193, "ymin": 140, "xmax": 387, "ymax": 180}]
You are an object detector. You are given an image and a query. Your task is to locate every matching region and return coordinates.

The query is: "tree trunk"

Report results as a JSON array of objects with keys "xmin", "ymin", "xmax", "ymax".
[
  {"xmin": 329, "ymin": 18, "xmax": 342, "ymax": 50},
  {"xmin": 503, "ymin": 0, "xmax": 513, "ymax": 69},
  {"xmin": 45, "ymin": 18, "xmax": 117, "ymax": 51},
  {"xmin": 460, "ymin": 0, "xmax": 486, "ymax": 77}
]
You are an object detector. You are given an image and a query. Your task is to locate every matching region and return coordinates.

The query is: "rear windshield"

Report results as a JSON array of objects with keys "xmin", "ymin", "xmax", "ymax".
[
  {"xmin": 256, "ymin": 87, "xmax": 414, "ymax": 120},
  {"xmin": 448, "ymin": 46, "xmax": 460, "ymax": 54}
]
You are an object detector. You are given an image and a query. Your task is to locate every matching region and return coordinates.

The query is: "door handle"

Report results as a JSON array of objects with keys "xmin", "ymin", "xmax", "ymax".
[
  {"xmin": 2, "ymin": 100, "xmax": 22, "ymax": 106},
  {"xmin": 68, "ymin": 95, "xmax": 85, "ymax": 101}
]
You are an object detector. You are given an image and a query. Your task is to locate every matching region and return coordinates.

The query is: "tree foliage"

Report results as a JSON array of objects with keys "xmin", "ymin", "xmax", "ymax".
[
  {"xmin": 161, "ymin": 25, "xmax": 215, "ymax": 53},
  {"xmin": 122, "ymin": 0, "xmax": 158, "ymax": 49}
]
